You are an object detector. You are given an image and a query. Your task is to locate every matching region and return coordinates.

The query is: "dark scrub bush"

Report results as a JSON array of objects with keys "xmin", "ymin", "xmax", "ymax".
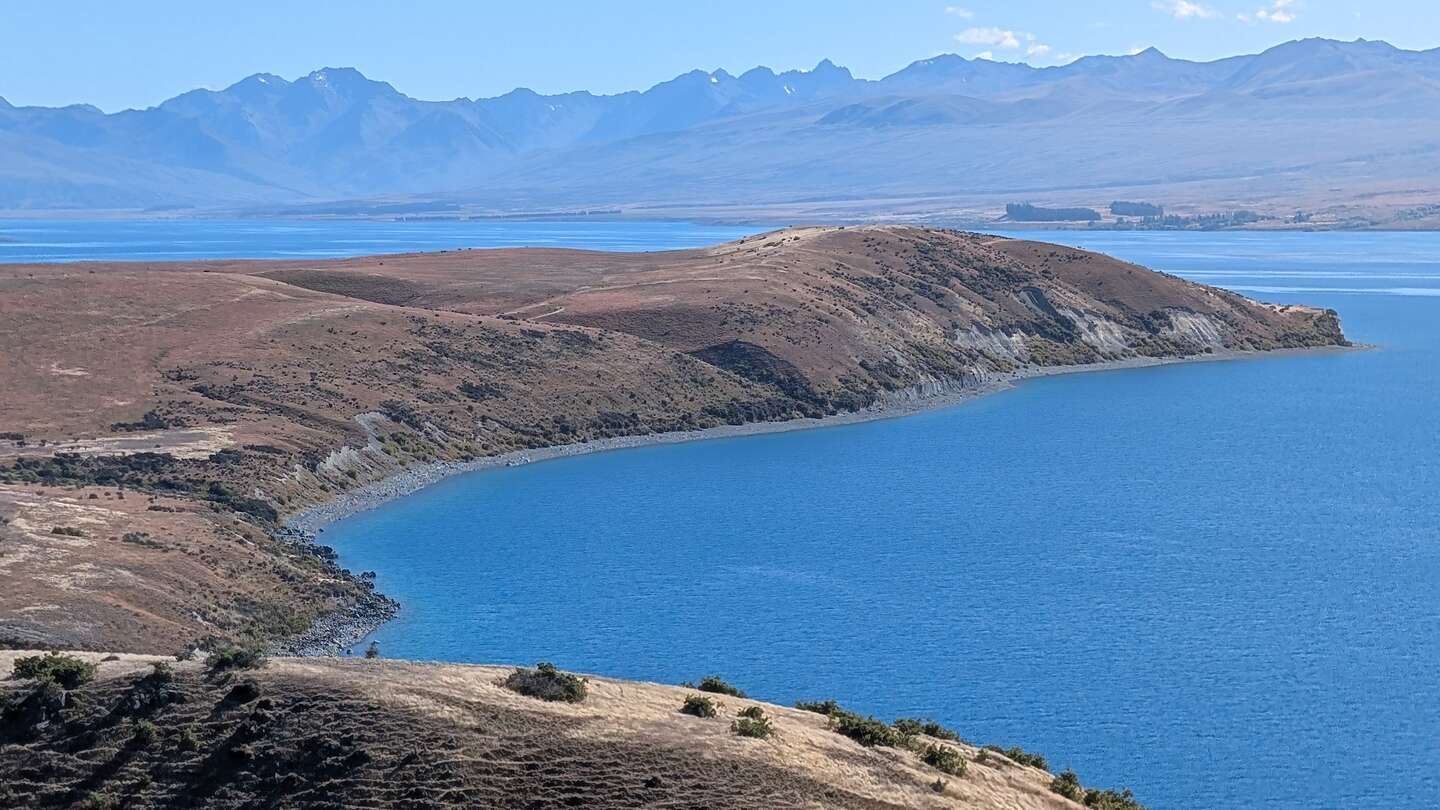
[
  {"xmin": 731, "ymin": 709, "xmax": 774, "ymax": 739},
  {"xmin": 922, "ymin": 744, "xmax": 967, "ymax": 776},
  {"xmin": 680, "ymin": 694, "xmax": 719, "ymax": 718},
  {"xmin": 692, "ymin": 675, "xmax": 746, "ymax": 697},
  {"xmin": 12, "ymin": 652, "xmax": 96, "ymax": 689},
  {"xmin": 503, "ymin": 662, "xmax": 587, "ymax": 703}
]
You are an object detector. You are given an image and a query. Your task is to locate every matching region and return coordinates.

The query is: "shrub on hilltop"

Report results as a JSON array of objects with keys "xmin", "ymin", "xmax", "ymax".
[
  {"xmin": 795, "ymin": 698, "xmax": 842, "ymax": 715},
  {"xmin": 984, "ymin": 743, "xmax": 1049, "ymax": 771},
  {"xmin": 1052, "ymin": 768, "xmax": 1085, "ymax": 800},
  {"xmin": 1050, "ymin": 766, "xmax": 1149, "ymax": 809},
  {"xmin": 12, "ymin": 652, "xmax": 97, "ymax": 689},
  {"xmin": 688, "ymin": 675, "xmax": 746, "ymax": 698},
  {"xmin": 680, "ymin": 694, "xmax": 719, "ymax": 718},
  {"xmin": 829, "ymin": 711, "xmax": 901, "ymax": 748},
  {"xmin": 731, "ymin": 707, "xmax": 774, "ymax": 739},
  {"xmin": 1082, "ymin": 787, "xmax": 1146, "ymax": 809},
  {"xmin": 206, "ymin": 642, "xmax": 268, "ymax": 674},
  {"xmin": 921, "ymin": 743, "xmax": 967, "ymax": 776},
  {"xmin": 503, "ymin": 662, "xmax": 588, "ymax": 703},
  {"xmin": 894, "ymin": 717, "xmax": 961, "ymax": 742}
]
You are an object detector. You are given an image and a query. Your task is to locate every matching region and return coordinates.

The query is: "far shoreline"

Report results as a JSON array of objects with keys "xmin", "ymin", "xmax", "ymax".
[
  {"xmin": 288, "ymin": 344, "xmax": 1362, "ymax": 535},
  {"xmin": 281, "ymin": 343, "xmax": 1363, "ymax": 654}
]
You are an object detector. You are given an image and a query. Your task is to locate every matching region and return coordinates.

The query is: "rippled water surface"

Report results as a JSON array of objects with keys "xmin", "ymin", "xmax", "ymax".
[{"xmin": 315, "ymin": 230, "xmax": 1440, "ymax": 809}]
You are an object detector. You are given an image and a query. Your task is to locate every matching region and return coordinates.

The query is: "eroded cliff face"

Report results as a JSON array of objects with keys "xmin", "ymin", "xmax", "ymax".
[
  {"xmin": 0, "ymin": 226, "xmax": 1347, "ymax": 651},
  {"xmin": 526, "ymin": 227, "xmax": 1345, "ymax": 408}
]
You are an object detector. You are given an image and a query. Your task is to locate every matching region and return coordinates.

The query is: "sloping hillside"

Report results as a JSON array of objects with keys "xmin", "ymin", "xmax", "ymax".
[
  {"xmin": 0, "ymin": 651, "xmax": 1120, "ymax": 809},
  {"xmin": 0, "ymin": 227, "xmax": 1346, "ymax": 652},
  {"xmin": 253, "ymin": 226, "xmax": 1346, "ymax": 411}
]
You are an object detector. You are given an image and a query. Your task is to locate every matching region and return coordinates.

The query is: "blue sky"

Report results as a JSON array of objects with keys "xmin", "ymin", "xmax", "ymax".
[{"xmin": 2, "ymin": 0, "xmax": 1434, "ymax": 110}]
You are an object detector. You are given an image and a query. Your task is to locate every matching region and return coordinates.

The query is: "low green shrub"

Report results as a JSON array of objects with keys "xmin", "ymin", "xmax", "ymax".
[
  {"xmin": 692, "ymin": 675, "xmax": 746, "ymax": 698},
  {"xmin": 147, "ymin": 661, "xmax": 175, "ymax": 683},
  {"xmin": 1083, "ymin": 787, "xmax": 1146, "ymax": 809},
  {"xmin": 794, "ymin": 698, "xmax": 842, "ymax": 715},
  {"xmin": 12, "ymin": 652, "xmax": 97, "ymax": 689},
  {"xmin": 503, "ymin": 662, "xmax": 587, "ymax": 703},
  {"xmin": 922, "ymin": 743, "xmax": 967, "ymax": 777},
  {"xmin": 1051, "ymin": 768, "xmax": 1083, "ymax": 801},
  {"xmin": 830, "ymin": 711, "xmax": 900, "ymax": 748},
  {"xmin": 680, "ymin": 694, "xmax": 719, "ymax": 718},
  {"xmin": 986, "ymin": 744, "xmax": 1049, "ymax": 771},
  {"xmin": 130, "ymin": 719, "xmax": 159, "ymax": 747},
  {"xmin": 206, "ymin": 643, "xmax": 267, "ymax": 673},
  {"xmin": 50, "ymin": 526, "xmax": 85, "ymax": 537},
  {"xmin": 893, "ymin": 717, "xmax": 924, "ymax": 738},
  {"xmin": 120, "ymin": 660, "xmax": 182, "ymax": 714},
  {"xmin": 77, "ymin": 793, "xmax": 117, "ymax": 810},
  {"xmin": 894, "ymin": 717, "xmax": 961, "ymax": 742},
  {"xmin": 732, "ymin": 709, "xmax": 774, "ymax": 739},
  {"xmin": 1010, "ymin": 746, "xmax": 1049, "ymax": 770},
  {"xmin": 121, "ymin": 531, "xmax": 164, "ymax": 549}
]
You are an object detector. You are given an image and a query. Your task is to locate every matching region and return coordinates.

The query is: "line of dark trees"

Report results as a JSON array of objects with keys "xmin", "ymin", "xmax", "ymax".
[
  {"xmin": 1005, "ymin": 203, "xmax": 1100, "ymax": 222},
  {"xmin": 1110, "ymin": 201, "xmax": 1164, "ymax": 217}
]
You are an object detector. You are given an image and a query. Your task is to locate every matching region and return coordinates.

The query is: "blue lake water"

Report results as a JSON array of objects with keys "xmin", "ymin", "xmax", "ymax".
[
  {"xmin": 16, "ymin": 220, "xmax": 1437, "ymax": 808},
  {"xmin": 0, "ymin": 218, "xmax": 757, "ymax": 261},
  {"xmin": 314, "ymin": 229, "xmax": 1440, "ymax": 810}
]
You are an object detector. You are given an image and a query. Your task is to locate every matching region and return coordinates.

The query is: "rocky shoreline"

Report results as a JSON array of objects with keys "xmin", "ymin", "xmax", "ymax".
[
  {"xmin": 265, "ymin": 526, "xmax": 401, "ymax": 656},
  {"xmin": 273, "ymin": 587, "xmax": 399, "ymax": 657},
  {"xmin": 280, "ymin": 344, "xmax": 1358, "ymax": 655}
]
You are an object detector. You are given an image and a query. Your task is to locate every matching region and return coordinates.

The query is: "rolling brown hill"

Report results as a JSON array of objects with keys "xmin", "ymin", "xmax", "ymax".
[
  {"xmin": 246, "ymin": 226, "xmax": 1347, "ymax": 413},
  {"xmin": 1, "ymin": 226, "xmax": 1346, "ymax": 655},
  {"xmin": 0, "ymin": 650, "xmax": 1112, "ymax": 810}
]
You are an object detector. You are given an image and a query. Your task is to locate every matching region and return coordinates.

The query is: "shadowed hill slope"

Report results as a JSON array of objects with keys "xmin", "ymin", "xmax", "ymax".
[{"xmin": 0, "ymin": 651, "xmax": 1108, "ymax": 809}]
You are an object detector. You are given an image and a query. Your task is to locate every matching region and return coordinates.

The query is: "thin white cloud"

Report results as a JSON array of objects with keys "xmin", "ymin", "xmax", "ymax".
[
  {"xmin": 1255, "ymin": 0, "xmax": 1298, "ymax": 23},
  {"xmin": 1152, "ymin": 0, "xmax": 1219, "ymax": 19},
  {"xmin": 949, "ymin": 13, "xmax": 1055, "ymax": 64},
  {"xmin": 956, "ymin": 26, "xmax": 1023, "ymax": 49}
]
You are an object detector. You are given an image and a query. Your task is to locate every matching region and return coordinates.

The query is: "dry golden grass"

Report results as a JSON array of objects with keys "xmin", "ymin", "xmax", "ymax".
[
  {"xmin": 0, "ymin": 484, "xmax": 362, "ymax": 652},
  {"xmin": 0, "ymin": 650, "xmax": 1085, "ymax": 809}
]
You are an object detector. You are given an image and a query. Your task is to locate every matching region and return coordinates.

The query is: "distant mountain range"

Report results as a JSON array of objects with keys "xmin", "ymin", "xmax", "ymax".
[{"xmin": 3, "ymin": 38, "xmax": 1440, "ymax": 220}]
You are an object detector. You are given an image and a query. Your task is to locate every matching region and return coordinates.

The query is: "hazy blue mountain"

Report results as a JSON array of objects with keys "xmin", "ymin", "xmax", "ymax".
[
  {"xmin": 878, "ymin": 54, "xmax": 1039, "ymax": 97},
  {"xmin": 2, "ymin": 38, "xmax": 1439, "ymax": 213}
]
